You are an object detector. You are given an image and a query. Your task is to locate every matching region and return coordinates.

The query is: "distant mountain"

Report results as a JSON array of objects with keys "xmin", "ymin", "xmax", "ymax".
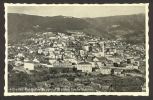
[
  {"xmin": 84, "ymin": 14, "xmax": 145, "ymax": 44},
  {"xmin": 7, "ymin": 13, "xmax": 145, "ymax": 44}
]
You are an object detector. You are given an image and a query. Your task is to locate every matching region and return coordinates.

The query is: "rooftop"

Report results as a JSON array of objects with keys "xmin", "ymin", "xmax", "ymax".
[{"xmin": 78, "ymin": 62, "xmax": 92, "ymax": 65}]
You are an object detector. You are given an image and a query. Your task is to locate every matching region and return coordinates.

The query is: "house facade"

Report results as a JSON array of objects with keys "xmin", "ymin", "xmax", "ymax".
[{"xmin": 77, "ymin": 62, "xmax": 92, "ymax": 73}]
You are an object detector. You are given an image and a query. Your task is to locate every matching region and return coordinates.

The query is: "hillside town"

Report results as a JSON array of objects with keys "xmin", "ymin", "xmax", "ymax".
[{"xmin": 8, "ymin": 31, "xmax": 146, "ymax": 92}]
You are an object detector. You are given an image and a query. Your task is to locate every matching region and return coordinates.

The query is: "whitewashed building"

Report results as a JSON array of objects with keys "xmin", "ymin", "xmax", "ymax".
[
  {"xmin": 83, "ymin": 45, "xmax": 89, "ymax": 51},
  {"xmin": 64, "ymin": 58, "xmax": 78, "ymax": 64},
  {"xmin": 126, "ymin": 65, "xmax": 139, "ymax": 69},
  {"xmin": 38, "ymin": 48, "xmax": 43, "ymax": 54},
  {"xmin": 17, "ymin": 53, "xmax": 24, "ymax": 58},
  {"xmin": 24, "ymin": 62, "xmax": 35, "ymax": 70},
  {"xmin": 33, "ymin": 58, "xmax": 40, "ymax": 63},
  {"xmin": 100, "ymin": 67, "xmax": 111, "ymax": 75},
  {"xmin": 77, "ymin": 62, "xmax": 92, "ymax": 73},
  {"xmin": 48, "ymin": 58, "xmax": 56, "ymax": 64},
  {"xmin": 114, "ymin": 69, "xmax": 123, "ymax": 76}
]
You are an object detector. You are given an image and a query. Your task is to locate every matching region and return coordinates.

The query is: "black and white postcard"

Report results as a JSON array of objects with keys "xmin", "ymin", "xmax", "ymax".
[{"xmin": 4, "ymin": 3, "xmax": 149, "ymax": 96}]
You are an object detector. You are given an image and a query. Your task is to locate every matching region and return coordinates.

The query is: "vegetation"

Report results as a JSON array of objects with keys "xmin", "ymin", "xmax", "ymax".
[
  {"xmin": 8, "ymin": 67, "xmax": 145, "ymax": 92},
  {"xmin": 8, "ymin": 13, "xmax": 145, "ymax": 44}
]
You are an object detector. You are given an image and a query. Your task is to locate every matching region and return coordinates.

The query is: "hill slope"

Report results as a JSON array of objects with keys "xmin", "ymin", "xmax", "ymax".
[{"xmin": 7, "ymin": 13, "xmax": 145, "ymax": 44}]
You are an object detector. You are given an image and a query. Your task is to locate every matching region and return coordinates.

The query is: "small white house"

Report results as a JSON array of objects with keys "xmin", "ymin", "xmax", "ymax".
[
  {"xmin": 77, "ymin": 62, "xmax": 92, "ymax": 73},
  {"xmin": 38, "ymin": 49, "xmax": 43, "ymax": 54},
  {"xmin": 114, "ymin": 69, "xmax": 123, "ymax": 76},
  {"xmin": 49, "ymin": 59, "xmax": 56, "ymax": 64},
  {"xmin": 93, "ymin": 57, "xmax": 99, "ymax": 62},
  {"xmin": 17, "ymin": 53, "xmax": 24, "ymax": 58},
  {"xmin": 64, "ymin": 58, "xmax": 78, "ymax": 64},
  {"xmin": 100, "ymin": 67, "xmax": 111, "ymax": 75},
  {"xmin": 44, "ymin": 64, "xmax": 54, "ymax": 68},
  {"xmin": 24, "ymin": 62, "xmax": 35, "ymax": 70},
  {"xmin": 132, "ymin": 66, "xmax": 139, "ymax": 69},
  {"xmin": 126, "ymin": 65, "xmax": 138, "ymax": 69},
  {"xmin": 33, "ymin": 58, "xmax": 40, "ymax": 63},
  {"xmin": 83, "ymin": 45, "xmax": 89, "ymax": 51},
  {"xmin": 49, "ymin": 36, "xmax": 56, "ymax": 40},
  {"xmin": 57, "ymin": 43, "xmax": 63, "ymax": 48},
  {"xmin": 29, "ymin": 50, "xmax": 34, "ymax": 54},
  {"xmin": 80, "ymin": 50, "xmax": 85, "ymax": 56}
]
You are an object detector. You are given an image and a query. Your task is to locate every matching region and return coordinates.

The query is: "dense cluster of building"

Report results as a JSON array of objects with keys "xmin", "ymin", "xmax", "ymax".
[{"xmin": 8, "ymin": 31, "xmax": 146, "ymax": 91}]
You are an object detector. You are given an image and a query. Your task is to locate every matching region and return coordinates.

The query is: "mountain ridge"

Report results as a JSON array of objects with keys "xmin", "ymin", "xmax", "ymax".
[{"xmin": 7, "ymin": 13, "xmax": 145, "ymax": 44}]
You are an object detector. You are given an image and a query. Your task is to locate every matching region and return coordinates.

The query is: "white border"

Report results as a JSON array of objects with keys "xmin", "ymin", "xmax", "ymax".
[{"xmin": 4, "ymin": 3, "xmax": 149, "ymax": 96}]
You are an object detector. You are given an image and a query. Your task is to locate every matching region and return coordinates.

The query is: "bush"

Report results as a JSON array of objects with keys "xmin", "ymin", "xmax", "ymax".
[{"xmin": 112, "ymin": 76, "xmax": 144, "ymax": 92}]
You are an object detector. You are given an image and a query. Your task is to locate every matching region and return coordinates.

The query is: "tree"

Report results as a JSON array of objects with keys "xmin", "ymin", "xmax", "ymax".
[
  {"xmin": 67, "ymin": 77, "xmax": 75, "ymax": 81},
  {"xmin": 113, "ymin": 63, "xmax": 118, "ymax": 67},
  {"xmin": 8, "ymin": 72, "xmax": 31, "ymax": 88}
]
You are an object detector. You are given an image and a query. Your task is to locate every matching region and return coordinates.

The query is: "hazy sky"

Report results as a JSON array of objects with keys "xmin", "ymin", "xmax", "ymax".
[{"xmin": 6, "ymin": 4, "xmax": 146, "ymax": 18}]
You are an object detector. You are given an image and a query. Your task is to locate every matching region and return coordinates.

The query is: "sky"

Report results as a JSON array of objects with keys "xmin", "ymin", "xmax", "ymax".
[{"xmin": 6, "ymin": 4, "xmax": 147, "ymax": 18}]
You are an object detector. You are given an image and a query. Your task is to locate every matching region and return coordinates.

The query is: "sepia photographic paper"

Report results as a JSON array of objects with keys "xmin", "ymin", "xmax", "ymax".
[{"xmin": 4, "ymin": 3, "xmax": 149, "ymax": 96}]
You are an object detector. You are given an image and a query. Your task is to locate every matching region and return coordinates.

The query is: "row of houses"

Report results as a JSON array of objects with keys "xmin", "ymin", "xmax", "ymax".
[{"xmin": 14, "ymin": 57, "xmax": 140, "ymax": 77}]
